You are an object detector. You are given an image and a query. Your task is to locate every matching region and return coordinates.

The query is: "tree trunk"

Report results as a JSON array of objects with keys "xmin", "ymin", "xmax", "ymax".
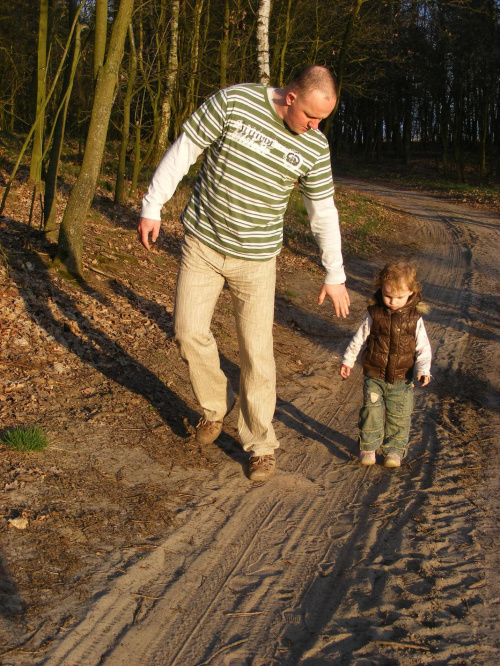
[
  {"xmin": 136, "ymin": 3, "xmax": 162, "ymax": 166},
  {"xmin": 183, "ymin": 0, "xmax": 204, "ymax": 119},
  {"xmin": 9, "ymin": 95, "xmax": 15, "ymax": 134},
  {"xmin": 44, "ymin": 0, "xmax": 82, "ymax": 239},
  {"xmin": 308, "ymin": 0, "xmax": 320, "ymax": 64},
  {"xmin": 94, "ymin": 0, "xmax": 107, "ymax": 81},
  {"xmin": 256, "ymin": 0, "xmax": 270, "ymax": 85},
  {"xmin": 479, "ymin": 93, "xmax": 488, "ymax": 180},
  {"xmin": 219, "ymin": 0, "xmax": 230, "ymax": 89},
  {"xmin": 115, "ymin": 21, "xmax": 137, "ymax": 204},
  {"xmin": 148, "ymin": 0, "xmax": 168, "ymax": 164},
  {"xmin": 239, "ymin": 13, "xmax": 256, "ymax": 83},
  {"xmin": 452, "ymin": 74, "xmax": 465, "ymax": 183},
  {"xmin": 151, "ymin": 0, "xmax": 180, "ymax": 166},
  {"xmin": 278, "ymin": 0, "xmax": 293, "ymax": 87},
  {"xmin": 30, "ymin": 0, "xmax": 50, "ymax": 185},
  {"xmin": 54, "ymin": 0, "xmax": 135, "ymax": 277},
  {"xmin": 403, "ymin": 86, "xmax": 412, "ymax": 167},
  {"xmin": 129, "ymin": 117, "xmax": 141, "ymax": 199},
  {"xmin": 197, "ymin": 0, "xmax": 210, "ymax": 101}
]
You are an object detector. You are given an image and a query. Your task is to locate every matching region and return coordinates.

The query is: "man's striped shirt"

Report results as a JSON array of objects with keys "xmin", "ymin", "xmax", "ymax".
[{"xmin": 181, "ymin": 83, "xmax": 335, "ymax": 260}]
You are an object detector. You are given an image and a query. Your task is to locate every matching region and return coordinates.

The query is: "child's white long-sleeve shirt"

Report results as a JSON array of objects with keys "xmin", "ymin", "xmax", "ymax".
[{"xmin": 341, "ymin": 313, "xmax": 432, "ymax": 377}]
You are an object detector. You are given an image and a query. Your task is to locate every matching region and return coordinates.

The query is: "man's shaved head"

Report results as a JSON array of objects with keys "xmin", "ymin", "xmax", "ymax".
[{"xmin": 286, "ymin": 65, "xmax": 338, "ymax": 101}]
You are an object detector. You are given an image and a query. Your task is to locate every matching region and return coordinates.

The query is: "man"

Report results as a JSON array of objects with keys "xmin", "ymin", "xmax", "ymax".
[{"xmin": 138, "ymin": 65, "xmax": 350, "ymax": 482}]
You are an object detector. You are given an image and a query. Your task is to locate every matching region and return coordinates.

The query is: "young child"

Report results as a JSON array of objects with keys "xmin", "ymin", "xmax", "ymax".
[{"xmin": 340, "ymin": 262, "xmax": 432, "ymax": 468}]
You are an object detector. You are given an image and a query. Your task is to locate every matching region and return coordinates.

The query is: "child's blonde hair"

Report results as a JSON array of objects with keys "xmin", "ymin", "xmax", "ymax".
[{"xmin": 375, "ymin": 262, "xmax": 421, "ymax": 293}]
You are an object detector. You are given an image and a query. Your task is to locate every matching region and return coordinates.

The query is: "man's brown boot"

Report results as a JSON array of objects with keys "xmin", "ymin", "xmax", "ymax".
[
  {"xmin": 195, "ymin": 397, "xmax": 236, "ymax": 446},
  {"xmin": 195, "ymin": 418, "xmax": 223, "ymax": 445},
  {"xmin": 248, "ymin": 455, "xmax": 276, "ymax": 482}
]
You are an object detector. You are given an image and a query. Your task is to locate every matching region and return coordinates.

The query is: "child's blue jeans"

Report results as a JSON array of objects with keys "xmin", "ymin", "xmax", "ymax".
[{"xmin": 358, "ymin": 377, "xmax": 414, "ymax": 457}]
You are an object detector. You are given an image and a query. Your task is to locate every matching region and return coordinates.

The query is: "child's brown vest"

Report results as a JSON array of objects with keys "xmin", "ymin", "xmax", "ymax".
[{"xmin": 362, "ymin": 290, "xmax": 423, "ymax": 384}]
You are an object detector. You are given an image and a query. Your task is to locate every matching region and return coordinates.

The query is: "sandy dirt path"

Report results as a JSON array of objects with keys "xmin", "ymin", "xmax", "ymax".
[{"xmin": 34, "ymin": 183, "xmax": 500, "ymax": 665}]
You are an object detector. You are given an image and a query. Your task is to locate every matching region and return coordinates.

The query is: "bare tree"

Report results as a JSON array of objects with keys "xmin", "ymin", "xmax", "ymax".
[
  {"xmin": 54, "ymin": 0, "xmax": 135, "ymax": 277},
  {"xmin": 30, "ymin": 0, "xmax": 51, "ymax": 187}
]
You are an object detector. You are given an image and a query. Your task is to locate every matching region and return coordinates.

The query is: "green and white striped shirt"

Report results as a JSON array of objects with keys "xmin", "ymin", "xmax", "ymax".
[
  {"xmin": 141, "ymin": 84, "xmax": 345, "ymax": 283},
  {"xmin": 180, "ymin": 84, "xmax": 335, "ymax": 260}
]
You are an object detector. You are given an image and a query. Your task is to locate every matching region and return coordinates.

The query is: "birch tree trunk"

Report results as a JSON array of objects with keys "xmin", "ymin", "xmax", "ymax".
[
  {"xmin": 54, "ymin": 0, "xmax": 135, "ymax": 277},
  {"xmin": 256, "ymin": 0, "xmax": 271, "ymax": 85},
  {"xmin": 151, "ymin": 0, "xmax": 180, "ymax": 165}
]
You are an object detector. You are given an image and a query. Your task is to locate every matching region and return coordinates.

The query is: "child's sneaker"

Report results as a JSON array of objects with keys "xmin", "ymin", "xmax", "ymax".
[
  {"xmin": 359, "ymin": 450, "xmax": 376, "ymax": 466},
  {"xmin": 384, "ymin": 453, "xmax": 401, "ymax": 468}
]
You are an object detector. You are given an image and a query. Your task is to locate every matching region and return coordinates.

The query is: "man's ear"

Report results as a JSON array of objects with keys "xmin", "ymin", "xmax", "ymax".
[{"xmin": 286, "ymin": 91, "xmax": 296, "ymax": 106}]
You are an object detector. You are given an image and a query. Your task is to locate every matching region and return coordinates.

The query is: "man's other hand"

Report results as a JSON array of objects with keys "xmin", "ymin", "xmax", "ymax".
[
  {"xmin": 318, "ymin": 283, "xmax": 350, "ymax": 318},
  {"xmin": 137, "ymin": 217, "xmax": 161, "ymax": 250}
]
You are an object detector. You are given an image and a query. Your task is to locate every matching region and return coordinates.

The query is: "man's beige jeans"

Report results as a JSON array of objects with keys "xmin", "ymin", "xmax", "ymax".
[{"xmin": 174, "ymin": 234, "xmax": 279, "ymax": 456}]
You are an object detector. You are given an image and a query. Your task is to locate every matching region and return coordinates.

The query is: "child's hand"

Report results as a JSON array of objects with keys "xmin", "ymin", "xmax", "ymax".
[
  {"xmin": 340, "ymin": 364, "xmax": 351, "ymax": 379},
  {"xmin": 418, "ymin": 374, "xmax": 430, "ymax": 387}
]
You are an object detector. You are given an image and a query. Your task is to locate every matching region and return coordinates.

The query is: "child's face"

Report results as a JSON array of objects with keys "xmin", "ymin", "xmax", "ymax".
[{"xmin": 381, "ymin": 282, "xmax": 413, "ymax": 310}]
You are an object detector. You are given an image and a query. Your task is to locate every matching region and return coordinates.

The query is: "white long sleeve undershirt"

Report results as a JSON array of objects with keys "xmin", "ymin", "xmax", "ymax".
[{"xmin": 140, "ymin": 133, "xmax": 203, "ymax": 221}]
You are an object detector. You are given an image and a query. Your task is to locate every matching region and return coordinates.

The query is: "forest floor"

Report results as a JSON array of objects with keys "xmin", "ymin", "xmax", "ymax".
[{"xmin": 0, "ymin": 163, "xmax": 499, "ymax": 665}]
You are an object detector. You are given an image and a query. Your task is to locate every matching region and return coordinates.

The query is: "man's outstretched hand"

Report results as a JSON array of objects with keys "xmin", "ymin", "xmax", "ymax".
[
  {"xmin": 137, "ymin": 217, "xmax": 161, "ymax": 250},
  {"xmin": 318, "ymin": 283, "xmax": 350, "ymax": 318}
]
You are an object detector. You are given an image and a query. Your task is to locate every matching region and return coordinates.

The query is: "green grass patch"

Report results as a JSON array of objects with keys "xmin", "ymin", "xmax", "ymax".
[
  {"xmin": 2, "ymin": 426, "xmax": 49, "ymax": 452},
  {"xmin": 284, "ymin": 186, "xmax": 395, "ymax": 260},
  {"xmin": 335, "ymin": 187, "xmax": 389, "ymax": 256}
]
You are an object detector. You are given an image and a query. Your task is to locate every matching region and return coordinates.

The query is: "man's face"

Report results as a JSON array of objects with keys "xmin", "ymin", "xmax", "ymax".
[{"xmin": 283, "ymin": 89, "xmax": 336, "ymax": 134}]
